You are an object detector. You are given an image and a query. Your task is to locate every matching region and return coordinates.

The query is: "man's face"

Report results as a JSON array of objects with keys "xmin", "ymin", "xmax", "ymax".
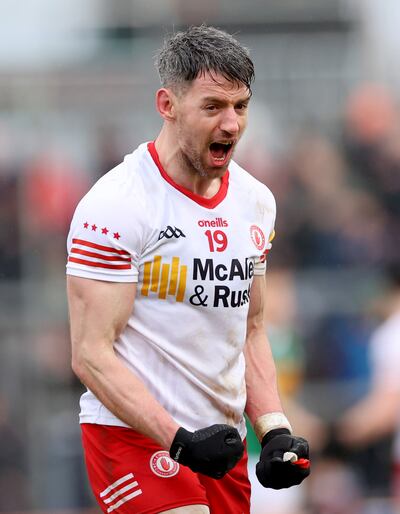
[{"xmin": 173, "ymin": 72, "xmax": 251, "ymax": 178}]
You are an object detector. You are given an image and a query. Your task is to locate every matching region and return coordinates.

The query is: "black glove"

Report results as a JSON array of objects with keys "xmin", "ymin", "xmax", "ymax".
[
  {"xmin": 170, "ymin": 424, "xmax": 244, "ymax": 479},
  {"xmin": 256, "ymin": 428, "xmax": 310, "ymax": 489}
]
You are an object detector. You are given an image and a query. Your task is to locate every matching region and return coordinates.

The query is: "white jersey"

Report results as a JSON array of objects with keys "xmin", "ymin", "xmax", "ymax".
[
  {"xmin": 66, "ymin": 142, "xmax": 276, "ymax": 439},
  {"xmin": 369, "ymin": 311, "xmax": 400, "ymax": 461}
]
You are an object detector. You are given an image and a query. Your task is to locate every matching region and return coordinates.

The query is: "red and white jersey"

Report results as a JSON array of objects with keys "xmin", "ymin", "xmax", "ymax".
[{"xmin": 66, "ymin": 142, "xmax": 276, "ymax": 439}]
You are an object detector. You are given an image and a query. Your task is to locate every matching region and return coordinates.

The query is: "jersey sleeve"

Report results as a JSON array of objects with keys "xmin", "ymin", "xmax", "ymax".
[
  {"xmin": 253, "ymin": 229, "xmax": 275, "ymax": 275},
  {"xmin": 253, "ymin": 189, "xmax": 276, "ymax": 276},
  {"xmin": 66, "ymin": 181, "xmax": 144, "ymax": 283}
]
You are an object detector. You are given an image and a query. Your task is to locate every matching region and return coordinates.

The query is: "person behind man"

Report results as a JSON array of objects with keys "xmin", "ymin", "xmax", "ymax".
[
  {"xmin": 336, "ymin": 268, "xmax": 400, "ymax": 504},
  {"xmin": 66, "ymin": 25, "xmax": 310, "ymax": 514}
]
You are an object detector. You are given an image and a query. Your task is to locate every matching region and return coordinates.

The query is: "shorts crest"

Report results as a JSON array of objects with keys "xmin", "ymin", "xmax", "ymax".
[{"xmin": 150, "ymin": 451, "xmax": 180, "ymax": 478}]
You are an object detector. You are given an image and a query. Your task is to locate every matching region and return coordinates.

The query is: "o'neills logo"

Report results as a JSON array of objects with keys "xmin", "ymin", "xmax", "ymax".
[
  {"xmin": 198, "ymin": 217, "xmax": 228, "ymax": 228},
  {"xmin": 150, "ymin": 451, "xmax": 180, "ymax": 478}
]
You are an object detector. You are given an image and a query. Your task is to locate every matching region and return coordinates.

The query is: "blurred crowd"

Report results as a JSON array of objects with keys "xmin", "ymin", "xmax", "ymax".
[
  {"xmin": 244, "ymin": 82, "xmax": 400, "ymax": 514},
  {"xmin": 254, "ymin": 82, "xmax": 400, "ymax": 270},
  {"xmin": 0, "ymin": 80, "xmax": 399, "ymax": 513}
]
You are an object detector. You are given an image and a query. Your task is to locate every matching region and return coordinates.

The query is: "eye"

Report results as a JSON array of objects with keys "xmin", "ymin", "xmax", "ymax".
[
  {"xmin": 205, "ymin": 104, "xmax": 218, "ymax": 111},
  {"xmin": 235, "ymin": 103, "xmax": 248, "ymax": 111}
]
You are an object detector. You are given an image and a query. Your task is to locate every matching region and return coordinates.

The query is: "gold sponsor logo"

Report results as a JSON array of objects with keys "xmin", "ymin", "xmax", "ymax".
[{"xmin": 141, "ymin": 256, "xmax": 187, "ymax": 302}]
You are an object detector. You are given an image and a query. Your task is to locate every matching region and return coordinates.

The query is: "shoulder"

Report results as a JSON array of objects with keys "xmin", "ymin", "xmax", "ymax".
[
  {"xmin": 86, "ymin": 143, "xmax": 149, "ymax": 204},
  {"xmin": 69, "ymin": 143, "xmax": 153, "ymax": 249},
  {"xmin": 229, "ymin": 160, "xmax": 276, "ymax": 212},
  {"xmin": 66, "ymin": 145, "xmax": 154, "ymax": 282},
  {"xmin": 75, "ymin": 143, "xmax": 152, "ymax": 221}
]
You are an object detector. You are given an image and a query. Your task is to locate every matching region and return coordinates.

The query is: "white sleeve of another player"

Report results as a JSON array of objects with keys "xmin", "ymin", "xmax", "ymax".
[
  {"xmin": 66, "ymin": 182, "xmax": 144, "ymax": 283},
  {"xmin": 370, "ymin": 316, "xmax": 400, "ymax": 391}
]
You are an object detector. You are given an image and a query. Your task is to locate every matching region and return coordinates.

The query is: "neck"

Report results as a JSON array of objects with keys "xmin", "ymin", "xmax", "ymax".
[{"xmin": 154, "ymin": 125, "xmax": 222, "ymax": 198}]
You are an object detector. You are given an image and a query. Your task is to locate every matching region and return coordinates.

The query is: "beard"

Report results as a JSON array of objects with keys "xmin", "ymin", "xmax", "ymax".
[
  {"xmin": 175, "ymin": 124, "xmax": 208, "ymax": 177},
  {"xmin": 179, "ymin": 146, "xmax": 209, "ymax": 178},
  {"xmin": 176, "ymin": 134, "xmax": 231, "ymax": 179}
]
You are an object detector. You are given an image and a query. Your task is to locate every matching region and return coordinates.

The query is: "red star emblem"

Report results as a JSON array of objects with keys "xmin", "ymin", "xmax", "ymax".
[
  {"xmin": 91, "ymin": 224, "xmax": 97, "ymax": 231},
  {"xmin": 101, "ymin": 227, "xmax": 109, "ymax": 235},
  {"xmin": 83, "ymin": 222, "xmax": 89, "ymax": 229},
  {"xmin": 113, "ymin": 232, "xmax": 121, "ymax": 240}
]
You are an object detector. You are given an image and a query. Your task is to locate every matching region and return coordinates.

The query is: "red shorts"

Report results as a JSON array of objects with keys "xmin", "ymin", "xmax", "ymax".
[{"xmin": 81, "ymin": 423, "xmax": 251, "ymax": 514}]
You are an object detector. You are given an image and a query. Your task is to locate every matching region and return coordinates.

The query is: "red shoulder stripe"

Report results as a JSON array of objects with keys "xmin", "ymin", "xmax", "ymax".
[
  {"xmin": 68, "ymin": 256, "xmax": 131, "ymax": 270},
  {"xmin": 72, "ymin": 238, "xmax": 130, "ymax": 256},
  {"xmin": 71, "ymin": 248, "xmax": 131, "ymax": 263}
]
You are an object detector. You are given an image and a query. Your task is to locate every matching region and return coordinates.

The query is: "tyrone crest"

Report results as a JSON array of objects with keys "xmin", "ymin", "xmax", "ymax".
[
  {"xmin": 250, "ymin": 225, "xmax": 265, "ymax": 251},
  {"xmin": 150, "ymin": 451, "xmax": 180, "ymax": 478}
]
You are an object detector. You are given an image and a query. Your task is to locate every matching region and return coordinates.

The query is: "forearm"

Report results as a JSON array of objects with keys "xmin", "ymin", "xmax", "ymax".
[
  {"xmin": 337, "ymin": 389, "xmax": 400, "ymax": 446},
  {"xmin": 244, "ymin": 329, "xmax": 285, "ymax": 430},
  {"xmin": 73, "ymin": 342, "xmax": 179, "ymax": 449}
]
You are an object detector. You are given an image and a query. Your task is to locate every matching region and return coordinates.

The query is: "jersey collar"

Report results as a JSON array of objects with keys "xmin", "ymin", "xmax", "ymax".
[{"xmin": 147, "ymin": 141, "xmax": 229, "ymax": 209}]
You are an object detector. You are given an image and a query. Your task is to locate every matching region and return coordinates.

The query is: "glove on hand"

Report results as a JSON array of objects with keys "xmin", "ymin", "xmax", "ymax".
[
  {"xmin": 170, "ymin": 424, "xmax": 244, "ymax": 479},
  {"xmin": 256, "ymin": 428, "xmax": 310, "ymax": 489}
]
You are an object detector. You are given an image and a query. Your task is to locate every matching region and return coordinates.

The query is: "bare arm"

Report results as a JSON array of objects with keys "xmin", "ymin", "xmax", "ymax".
[
  {"xmin": 244, "ymin": 277, "xmax": 311, "ymax": 489},
  {"xmin": 67, "ymin": 275, "xmax": 179, "ymax": 449},
  {"xmin": 244, "ymin": 274, "xmax": 285, "ymax": 432},
  {"xmin": 336, "ymin": 388, "xmax": 400, "ymax": 447}
]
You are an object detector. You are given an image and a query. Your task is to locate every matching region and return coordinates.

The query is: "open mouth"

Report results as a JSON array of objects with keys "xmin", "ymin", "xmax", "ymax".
[{"xmin": 209, "ymin": 141, "xmax": 234, "ymax": 165}]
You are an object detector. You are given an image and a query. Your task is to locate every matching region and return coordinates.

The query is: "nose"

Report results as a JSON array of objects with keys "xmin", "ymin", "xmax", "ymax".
[{"xmin": 219, "ymin": 108, "xmax": 240, "ymax": 136}]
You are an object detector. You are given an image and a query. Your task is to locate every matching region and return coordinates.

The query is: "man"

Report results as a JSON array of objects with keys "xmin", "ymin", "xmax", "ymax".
[
  {"xmin": 66, "ymin": 25, "xmax": 310, "ymax": 514},
  {"xmin": 336, "ymin": 268, "xmax": 400, "ymax": 503}
]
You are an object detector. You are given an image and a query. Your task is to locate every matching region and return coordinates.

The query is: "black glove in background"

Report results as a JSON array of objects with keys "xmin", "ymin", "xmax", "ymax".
[
  {"xmin": 256, "ymin": 428, "xmax": 310, "ymax": 489},
  {"xmin": 170, "ymin": 424, "xmax": 244, "ymax": 479}
]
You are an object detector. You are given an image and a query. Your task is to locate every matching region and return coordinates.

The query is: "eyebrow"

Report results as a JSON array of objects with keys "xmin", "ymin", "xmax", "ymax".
[{"xmin": 202, "ymin": 95, "xmax": 251, "ymax": 105}]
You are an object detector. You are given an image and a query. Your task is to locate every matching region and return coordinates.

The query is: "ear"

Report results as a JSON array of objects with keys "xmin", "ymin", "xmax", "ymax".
[{"xmin": 156, "ymin": 88, "xmax": 177, "ymax": 122}]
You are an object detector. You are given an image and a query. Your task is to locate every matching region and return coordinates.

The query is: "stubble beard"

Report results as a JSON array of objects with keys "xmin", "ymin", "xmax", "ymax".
[
  {"xmin": 176, "ymin": 121, "xmax": 219, "ymax": 178},
  {"xmin": 178, "ymin": 139, "xmax": 231, "ymax": 179},
  {"xmin": 180, "ymin": 147, "xmax": 208, "ymax": 178}
]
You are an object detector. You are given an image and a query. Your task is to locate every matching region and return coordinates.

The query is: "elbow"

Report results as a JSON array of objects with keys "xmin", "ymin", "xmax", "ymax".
[
  {"xmin": 71, "ymin": 353, "xmax": 87, "ymax": 383},
  {"xmin": 71, "ymin": 338, "xmax": 112, "ymax": 384},
  {"xmin": 71, "ymin": 355, "xmax": 81, "ymax": 379},
  {"xmin": 71, "ymin": 343, "xmax": 94, "ymax": 384}
]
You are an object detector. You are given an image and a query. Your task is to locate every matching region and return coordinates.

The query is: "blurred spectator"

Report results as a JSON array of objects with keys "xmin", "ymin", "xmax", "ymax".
[
  {"xmin": 0, "ymin": 172, "xmax": 21, "ymax": 279},
  {"xmin": 0, "ymin": 126, "xmax": 22, "ymax": 280},
  {"xmin": 306, "ymin": 457, "xmax": 364, "ymax": 514},
  {"xmin": 342, "ymin": 83, "xmax": 400, "ymax": 266},
  {"xmin": 0, "ymin": 396, "xmax": 30, "ymax": 511},
  {"xmin": 304, "ymin": 312, "xmax": 370, "ymax": 383},
  {"xmin": 21, "ymin": 151, "xmax": 88, "ymax": 278},
  {"xmin": 29, "ymin": 324, "xmax": 94, "ymax": 508},
  {"xmin": 94, "ymin": 125, "xmax": 124, "ymax": 180},
  {"xmin": 271, "ymin": 130, "xmax": 388, "ymax": 268},
  {"xmin": 23, "ymin": 151, "xmax": 87, "ymax": 236},
  {"xmin": 335, "ymin": 268, "xmax": 400, "ymax": 507},
  {"xmin": 43, "ymin": 411, "xmax": 94, "ymax": 509}
]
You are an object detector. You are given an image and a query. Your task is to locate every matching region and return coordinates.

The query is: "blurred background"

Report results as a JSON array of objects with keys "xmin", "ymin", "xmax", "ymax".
[{"xmin": 1, "ymin": 0, "xmax": 400, "ymax": 513}]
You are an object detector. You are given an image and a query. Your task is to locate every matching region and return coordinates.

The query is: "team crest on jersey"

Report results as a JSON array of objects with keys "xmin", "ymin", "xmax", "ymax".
[
  {"xmin": 250, "ymin": 225, "xmax": 265, "ymax": 251},
  {"xmin": 150, "ymin": 451, "xmax": 180, "ymax": 478}
]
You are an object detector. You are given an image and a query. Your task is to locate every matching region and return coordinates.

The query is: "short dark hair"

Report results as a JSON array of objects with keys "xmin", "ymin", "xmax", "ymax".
[{"xmin": 156, "ymin": 25, "xmax": 255, "ymax": 93}]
